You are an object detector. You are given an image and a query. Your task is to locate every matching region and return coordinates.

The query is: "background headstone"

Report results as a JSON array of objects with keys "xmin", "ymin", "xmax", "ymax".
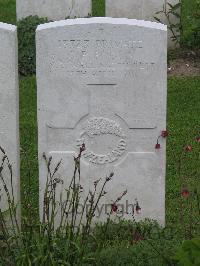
[
  {"xmin": 36, "ymin": 18, "xmax": 167, "ymax": 225},
  {"xmin": 106, "ymin": 0, "xmax": 179, "ymax": 48},
  {"xmin": 0, "ymin": 23, "xmax": 20, "ymax": 221},
  {"xmin": 17, "ymin": 0, "xmax": 92, "ymax": 21}
]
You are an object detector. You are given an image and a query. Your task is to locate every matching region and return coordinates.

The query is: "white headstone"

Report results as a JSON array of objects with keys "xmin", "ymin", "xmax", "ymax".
[
  {"xmin": 17, "ymin": 0, "xmax": 92, "ymax": 21},
  {"xmin": 37, "ymin": 18, "xmax": 167, "ymax": 226},
  {"xmin": 0, "ymin": 23, "xmax": 20, "ymax": 221},
  {"xmin": 106, "ymin": 0, "xmax": 179, "ymax": 48}
]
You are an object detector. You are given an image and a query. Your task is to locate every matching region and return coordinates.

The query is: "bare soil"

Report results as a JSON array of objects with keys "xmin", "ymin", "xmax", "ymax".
[{"xmin": 168, "ymin": 57, "xmax": 200, "ymax": 77}]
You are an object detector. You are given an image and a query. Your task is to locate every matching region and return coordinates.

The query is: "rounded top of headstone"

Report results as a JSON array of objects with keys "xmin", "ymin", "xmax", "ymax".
[
  {"xmin": 0, "ymin": 22, "xmax": 16, "ymax": 32},
  {"xmin": 36, "ymin": 17, "xmax": 167, "ymax": 32}
]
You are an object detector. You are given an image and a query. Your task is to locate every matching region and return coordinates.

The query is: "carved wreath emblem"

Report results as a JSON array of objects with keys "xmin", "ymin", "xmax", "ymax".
[{"xmin": 76, "ymin": 117, "xmax": 127, "ymax": 165}]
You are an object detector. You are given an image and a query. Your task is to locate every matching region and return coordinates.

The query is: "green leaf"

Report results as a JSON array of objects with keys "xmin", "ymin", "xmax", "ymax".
[
  {"xmin": 173, "ymin": 238, "xmax": 200, "ymax": 266},
  {"xmin": 171, "ymin": 3, "xmax": 181, "ymax": 11},
  {"xmin": 167, "ymin": 3, "xmax": 174, "ymax": 8}
]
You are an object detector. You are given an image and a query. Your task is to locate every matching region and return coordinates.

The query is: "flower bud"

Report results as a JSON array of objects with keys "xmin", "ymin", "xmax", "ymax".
[
  {"xmin": 155, "ymin": 143, "xmax": 161, "ymax": 149},
  {"xmin": 109, "ymin": 172, "xmax": 114, "ymax": 178},
  {"xmin": 181, "ymin": 188, "xmax": 189, "ymax": 198},
  {"xmin": 111, "ymin": 203, "xmax": 118, "ymax": 213},
  {"xmin": 136, "ymin": 202, "xmax": 141, "ymax": 214},
  {"xmin": 161, "ymin": 130, "xmax": 168, "ymax": 138},
  {"xmin": 80, "ymin": 143, "xmax": 86, "ymax": 152},
  {"xmin": 196, "ymin": 137, "xmax": 200, "ymax": 143},
  {"xmin": 184, "ymin": 145, "xmax": 192, "ymax": 152}
]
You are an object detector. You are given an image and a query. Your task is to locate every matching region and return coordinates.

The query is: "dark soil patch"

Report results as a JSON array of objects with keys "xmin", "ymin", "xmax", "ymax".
[
  {"xmin": 168, "ymin": 58, "xmax": 200, "ymax": 77},
  {"xmin": 168, "ymin": 49, "xmax": 200, "ymax": 77}
]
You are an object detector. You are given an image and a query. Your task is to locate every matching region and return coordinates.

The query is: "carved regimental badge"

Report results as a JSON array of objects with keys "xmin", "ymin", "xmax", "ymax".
[{"xmin": 76, "ymin": 117, "xmax": 127, "ymax": 165}]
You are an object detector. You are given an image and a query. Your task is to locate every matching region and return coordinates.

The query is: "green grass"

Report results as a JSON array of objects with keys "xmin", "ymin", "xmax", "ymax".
[
  {"xmin": 19, "ymin": 76, "xmax": 39, "ymax": 218},
  {"xmin": 166, "ymin": 78, "xmax": 200, "ymax": 230},
  {"xmin": 181, "ymin": 0, "xmax": 200, "ymax": 48},
  {"xmin": 92, "ymin": 0, "xmax": 105, "ymax": 17},
  {"xmin": 0, "ymin": 0, "xmax": 16, "ymax": 24}
]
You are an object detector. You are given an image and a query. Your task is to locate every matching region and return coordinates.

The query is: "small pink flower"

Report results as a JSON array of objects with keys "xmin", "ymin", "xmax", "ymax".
[
  {"xmin": 161, "ymin": 130, "xmax": 168, "ymax": 138},
  {"xmin": 184, "ymin": 145, "xmax": 192, "ymax": 152},
  {"xmin": 155, "ymin": 143, "xmax": 161, "ymax": 149},
  {"xmin": 196, "ymin": 137, "xmax": 200, "ymax": 143},
  {"xmin": 111, "ymin": 203, "xmax": 118, "ymax": 213},
  {"xmin": 136, "ymin": 203, "xmax": 141, "ymax": 214},
  {"xmin": 181, "ymin": 188, "xmax": 189, "ymax": 198}
]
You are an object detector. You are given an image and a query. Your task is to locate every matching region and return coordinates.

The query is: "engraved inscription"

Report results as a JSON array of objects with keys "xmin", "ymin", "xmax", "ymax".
[
  {"xmin": 76, "ymin": 117, "xmax": 127, "ymax": 164},
  {"xmin": 59, "ymin": 39, "xmax": 143, "ymax": 50},
  {"xmin": 49, "ymin": 38, "xmax": 157, "ymax": 79},
  {"xmin": 55, "ymin": 39, "xmax": 154, "ymax": 69}
]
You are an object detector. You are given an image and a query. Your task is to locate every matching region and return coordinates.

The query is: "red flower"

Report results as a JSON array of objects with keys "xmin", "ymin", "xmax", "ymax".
[
  {"xmin": 155, "ymin": 143, "xmax": 161, "ymax": 149},
  {"xmin": 161, "ymin": 130, "xmax": 168, "ymax": 138},
  {"xmin": 181, "ymin": 188, "xmax": 189, "ymax": 198},
  {"xmin": 196, "ymin": 137, "xmax": 200, "ymax": 143},
  {"xmin": 111, "ymin": 203, "xmax": 118, "ymax": 213},
  {"xmin": 136, "ymin": 202, "xmax": 141, "ymax": 214},
  {"xmin": 184, "ymin": 145, "xmax": 192, "ymax": 152}
]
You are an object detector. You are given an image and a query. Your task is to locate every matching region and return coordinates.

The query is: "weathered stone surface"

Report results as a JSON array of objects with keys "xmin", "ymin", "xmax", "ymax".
[
  {"xmin": 36, "ymin": 18, "xmax": 167, "ymax": 225},
  {"xmin": 106, "ymin": 0, "xmax": 179, "ymax": 48},
  {"xmin": 0, "ymin": 23, "xmax": 20, "ymax": 220},
  {"xmin": 16, "ymin": 0, "xmax": 92, "ymax": 21}
]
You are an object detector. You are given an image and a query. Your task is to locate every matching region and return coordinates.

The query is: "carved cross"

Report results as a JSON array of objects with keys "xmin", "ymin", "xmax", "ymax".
[{"xmin": 46, "ymin": 84, "xmax": 157, "ymax": 166}]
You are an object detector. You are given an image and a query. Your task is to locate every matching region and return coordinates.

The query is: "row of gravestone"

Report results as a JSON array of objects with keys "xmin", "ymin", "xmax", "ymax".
[
  {"xmin": 0, "ymin": 17, "xmax": 167, "ymax": 226},
  {"xmin": 16, "ymin": 0, "xmax": 179, "ymax": 48}
]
